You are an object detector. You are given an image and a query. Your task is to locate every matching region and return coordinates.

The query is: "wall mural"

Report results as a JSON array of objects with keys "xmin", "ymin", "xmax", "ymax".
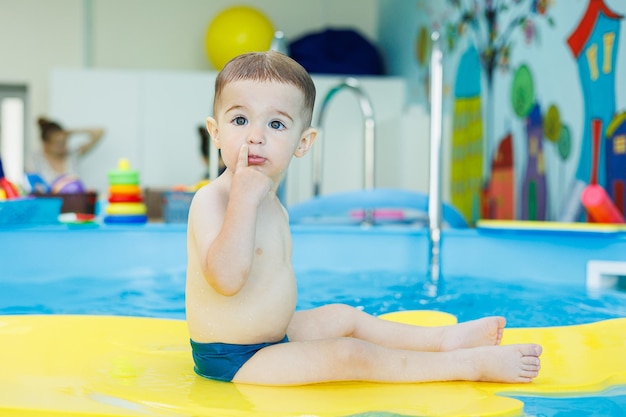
[
  {"xmin": 441, "ymin": 0, "xmax": 624, "ymax": 223},
  {"xmin": 443, "ymin": 0, "xmax": 554, "ymax": 224},
  {"xmin": 564, "ymin": 0, "xmax": 624, "ymax": 221}
]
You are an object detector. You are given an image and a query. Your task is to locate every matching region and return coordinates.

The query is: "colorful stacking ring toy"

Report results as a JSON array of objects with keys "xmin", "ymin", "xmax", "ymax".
[{"xmin": 103, "ymin": 159, "xmax": 148, "ymax": 224}]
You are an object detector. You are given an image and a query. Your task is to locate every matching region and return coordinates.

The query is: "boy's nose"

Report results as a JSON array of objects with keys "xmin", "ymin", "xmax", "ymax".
[{"xmin": 247, "ymin": 128, "xmax": 265, "ymax": 144}]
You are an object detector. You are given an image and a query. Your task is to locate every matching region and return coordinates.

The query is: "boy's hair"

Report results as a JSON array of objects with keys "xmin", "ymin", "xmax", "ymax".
[{"xmin": 214, "ymin": 51, "xmax": 316, "ymax": 127}]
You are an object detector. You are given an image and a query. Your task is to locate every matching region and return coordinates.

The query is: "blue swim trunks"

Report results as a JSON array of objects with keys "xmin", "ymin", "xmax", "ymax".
[{"xmin": 190, "ymin": 336, "xmax": 289, "ymax": 382}]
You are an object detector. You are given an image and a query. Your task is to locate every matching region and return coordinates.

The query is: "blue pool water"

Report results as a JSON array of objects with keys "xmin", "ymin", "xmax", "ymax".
[{"xmin": 3, "ymin": 267, "xmax": 625, "ymax": 328}]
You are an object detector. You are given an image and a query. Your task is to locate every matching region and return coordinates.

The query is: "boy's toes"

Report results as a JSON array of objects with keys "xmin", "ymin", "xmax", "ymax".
[
  {"xmin": 522, "ymin": 355, "xmax": 541, "ymax": 366},
  {"xmin": 521, "ymin": 369, "xmax": 540, "ymax": 379},
  {"xmin": 520, "ymin": 344, "xmax": 542, "ymax": 357}
]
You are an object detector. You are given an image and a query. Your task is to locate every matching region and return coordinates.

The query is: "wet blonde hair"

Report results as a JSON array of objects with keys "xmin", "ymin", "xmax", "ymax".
[{"xmin": 213, "ymin": 51, "xmax": 316, "ymax": 127}]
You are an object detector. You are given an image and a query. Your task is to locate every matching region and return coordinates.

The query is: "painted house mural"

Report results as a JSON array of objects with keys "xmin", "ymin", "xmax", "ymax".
[
  {"xmin": 520, "ymin": 103, "xmax": 547, "ymax": 220},
  {"xmin": 566, "ymin": 0, "xmax": 622, "ymax": 201},
  {"xmin": 482, "ymin": 132, "xmax": 515, "ymax": 220}
]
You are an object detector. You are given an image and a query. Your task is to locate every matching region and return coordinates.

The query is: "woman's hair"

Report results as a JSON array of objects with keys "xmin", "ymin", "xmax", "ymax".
[
  {"xmin": 213, "ymin": 51, "xmax": 316, "ymax": 127},
  {"xmin": 198, "ymin": 126, "xmax": 210, "ymax": 160},
  {"xmin": 37, "ymin": 117, "xmax": 63, "ymax": 142}
]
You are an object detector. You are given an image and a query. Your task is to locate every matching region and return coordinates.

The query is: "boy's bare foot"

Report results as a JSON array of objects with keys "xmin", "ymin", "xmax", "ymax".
[
  {"xmin": 461, "ymin": 343, "xmax": 542, "ymax": 383},
  {"xmin": 440, "ymin": 316, "xmax": 506, "ymax": 351}
]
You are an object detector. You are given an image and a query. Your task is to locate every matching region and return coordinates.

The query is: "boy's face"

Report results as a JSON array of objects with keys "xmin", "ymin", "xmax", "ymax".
[{"xmin": 207, "ymin": 80, "xmax": 316, "ymax": 182}]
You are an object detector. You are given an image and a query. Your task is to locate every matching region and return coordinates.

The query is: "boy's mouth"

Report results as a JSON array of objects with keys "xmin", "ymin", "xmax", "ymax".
[{"xmin": 248, "ymin": 154, "xmax": 266, "ymax": 165}]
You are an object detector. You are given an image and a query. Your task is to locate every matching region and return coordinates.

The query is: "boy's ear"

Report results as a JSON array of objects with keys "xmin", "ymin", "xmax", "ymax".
[
  {"xmin": 206, "ymin": 117, "xmax": 220, "ymax": 149},
  {"xmin": 294, "ymin": 127, "xmax": 318, "ymax": 158}
]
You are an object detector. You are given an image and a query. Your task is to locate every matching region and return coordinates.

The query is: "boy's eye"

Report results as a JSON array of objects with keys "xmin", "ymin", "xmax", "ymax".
[
  {"xmin": 233, "ymin": 116, "xmax": 247, "ymax": 126},
  {"xmin": 269, "ymin": 120, "xmax": 285, "ymax": 130}
]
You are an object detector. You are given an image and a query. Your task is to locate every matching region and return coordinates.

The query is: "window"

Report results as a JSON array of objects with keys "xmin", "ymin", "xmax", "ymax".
[
  {"xmin": 614, "ymin": 134, "xmax": 626, "ymax": 155},
  {"xmin": 0, "ymin": 85, "xmax": 27, "ymax": 184}
]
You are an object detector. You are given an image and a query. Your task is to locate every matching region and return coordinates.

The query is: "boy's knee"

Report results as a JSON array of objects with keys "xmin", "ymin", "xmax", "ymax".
[
  {"xmin": 322, "ymin": 303, "xmax": 359, "ymax": 318},
  {"xmin": 321, "ymin": 304, "xmax": 361, "ymax": 334},
  {"xmin": 332, "ymin": 338, "xmax": 375, "ymax": 371}
]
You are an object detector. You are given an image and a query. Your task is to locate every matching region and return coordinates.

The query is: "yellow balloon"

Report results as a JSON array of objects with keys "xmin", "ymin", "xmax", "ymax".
[{"xmin": 205, "ymin": 6, "xmax": 275, "ymax": 70}]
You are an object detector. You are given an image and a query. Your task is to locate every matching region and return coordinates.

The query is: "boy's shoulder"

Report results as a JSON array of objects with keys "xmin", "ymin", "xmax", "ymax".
[
  {"xmin": 188, "ymin": 179, "xmax": 229, "ymax": 227},
  {"xmin": 192, "ymin": 176, "xmax": 230, "ymax": 207},
  {"xmin": 194, "ymin": 177, "xmax": 224, "ymax": 199}
]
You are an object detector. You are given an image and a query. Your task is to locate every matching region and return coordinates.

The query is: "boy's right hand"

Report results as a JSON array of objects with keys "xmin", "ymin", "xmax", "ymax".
[{"xmin": 231, "ymin": 144, "xmax": 273, "ymax": 206}]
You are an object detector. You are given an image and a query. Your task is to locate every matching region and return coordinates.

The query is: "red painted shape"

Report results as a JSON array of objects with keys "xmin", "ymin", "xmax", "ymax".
[
  {"xmin": 590, "ymin": 119, "xmax": 602, "ymax": 185},
  {"xmin": 567, "ymin": 0, "xmax": 623, "ymax": 57}
]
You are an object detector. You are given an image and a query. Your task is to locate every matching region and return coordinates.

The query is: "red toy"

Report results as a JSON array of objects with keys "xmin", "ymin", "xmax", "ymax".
[
  {"xmin": 581, "ymin": 184, "xmax": 625, "ymax": 224},
  {"xmin": 0, "ymin": 159, "xmax": 20, "ymax": 199}
]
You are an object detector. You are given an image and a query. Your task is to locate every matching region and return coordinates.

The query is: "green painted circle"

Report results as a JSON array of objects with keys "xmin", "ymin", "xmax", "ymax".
[
  {"xmin": 511, "ymin": 65, "xmax": 535, "ymax": 118},
  {"xmin": 558, "ymin": 125, "xmax": 572, "ymax": 161}
]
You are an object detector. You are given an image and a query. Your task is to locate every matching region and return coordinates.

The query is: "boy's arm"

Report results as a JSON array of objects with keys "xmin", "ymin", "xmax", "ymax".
[{"xmin": 195, "ymin": 145, "xmax": 272, "ymax": 296}]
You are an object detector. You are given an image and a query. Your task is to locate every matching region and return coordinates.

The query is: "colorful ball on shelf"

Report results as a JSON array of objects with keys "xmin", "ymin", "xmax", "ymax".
[
  {"xmin": 204, "ymin": 6, "xmax": 275, "ymax": 70},
  {"xmin": 50, "ymin": 174, "xmax": 85, "ymax": 194}
]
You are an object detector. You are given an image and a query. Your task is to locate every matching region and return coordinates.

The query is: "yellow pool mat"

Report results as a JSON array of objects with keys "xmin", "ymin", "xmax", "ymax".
[
  {"xmin": 477, "ymin": 219, "xmax": 626, "ymax": 233},
  {"xmin": 0, "ymin": 312, "xmax": 624, "ymax": 417}
]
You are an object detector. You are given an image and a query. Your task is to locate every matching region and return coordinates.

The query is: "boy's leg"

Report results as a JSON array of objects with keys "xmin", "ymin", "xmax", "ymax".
[
  {"xmin": 232, "ymin": 336, "xmax": 542, "ymax": 385},
  {"xmin": 287, "ymin": 304, "xmax": 506, "ymax": 352}
]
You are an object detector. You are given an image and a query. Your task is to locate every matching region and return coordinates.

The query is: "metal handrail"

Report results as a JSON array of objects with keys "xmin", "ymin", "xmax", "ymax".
[
  {"xmin": 313, "ymin": 78, "xmax": 376, "ymax": 197},
  {"xmin": 427, "ymin": 31, "xmax": 444, "ymax": 296}
]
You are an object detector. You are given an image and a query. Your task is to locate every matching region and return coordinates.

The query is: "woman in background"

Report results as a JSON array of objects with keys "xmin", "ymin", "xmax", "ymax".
[
  {"xmin": 198, "ymin": 125, "xmax": 226, "ymax": 179},
  {"xmin": 30, "ymin": 117, "xmax": 104, "ymax": 185}
]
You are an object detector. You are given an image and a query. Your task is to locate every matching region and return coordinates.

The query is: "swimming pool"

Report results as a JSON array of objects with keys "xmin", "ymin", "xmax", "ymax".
[
  {"xmin": 3, "ymin": 244, "xmax": 626, "ymax": 328},
  {"xmin": 1, "ymin": 222, "xmax": 626, "ymax": 416}
]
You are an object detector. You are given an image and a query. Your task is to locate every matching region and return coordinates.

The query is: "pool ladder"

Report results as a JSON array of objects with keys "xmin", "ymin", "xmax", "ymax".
[
  {"xmin": 310, "ymin": 32, "xmax": 445, "ymax": 296},
  {"xmin": 313, "ymin": 78, "xmax": 376, "ymax": 224},
  {"xmin": 426, "ymin": 31, "xmax": 444, "ymax": 296}
]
